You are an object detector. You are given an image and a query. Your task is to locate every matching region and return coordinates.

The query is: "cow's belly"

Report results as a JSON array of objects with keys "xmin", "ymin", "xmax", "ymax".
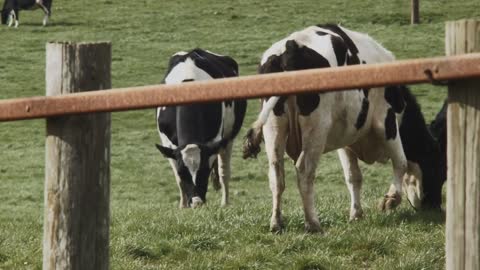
[{"xmin": 321, "ymin": 91, "xmax": 372, "ymax": 153}]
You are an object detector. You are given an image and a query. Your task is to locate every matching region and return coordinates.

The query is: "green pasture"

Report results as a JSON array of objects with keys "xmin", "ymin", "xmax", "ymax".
[{"xmin": 0, "ymin": 0, "xmax": 479, "ymax": 269}]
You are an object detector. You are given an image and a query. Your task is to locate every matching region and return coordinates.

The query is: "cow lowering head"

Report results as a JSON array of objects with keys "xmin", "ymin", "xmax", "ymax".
[
  {"xmin": 386, "ymin": 85, "xmax": 444, "ymax": 210},
  {"xmin": 155, "ymin": 140, "xmax": 227, "ymax": 208}
]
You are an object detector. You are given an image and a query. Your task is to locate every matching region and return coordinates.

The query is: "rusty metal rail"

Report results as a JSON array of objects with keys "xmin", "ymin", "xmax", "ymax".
[{"xmin": 1, "ymin": 53, "xmax": 480, "ymax": 121}]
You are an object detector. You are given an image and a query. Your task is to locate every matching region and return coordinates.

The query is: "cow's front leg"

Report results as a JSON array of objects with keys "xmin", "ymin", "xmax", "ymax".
[
  {"xmin": 338, "ymin": 148, "xmax": 364, "ymax": 221},
  {"xmin": 379, "ymin": 127, "xmax": 407, "ymax": 211},
  {"xmin": 217, "ymin": 141, "xmax": 233, "ymax": 207},
  {"xmin": 263, "ymin": 112, "xmax": 288, "ymax": 233},
  {"xmin": 168, "ymin": 159, "xmax": 187, "ymax": 208}
]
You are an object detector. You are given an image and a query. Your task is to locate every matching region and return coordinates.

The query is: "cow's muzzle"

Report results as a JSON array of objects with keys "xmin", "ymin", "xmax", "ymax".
[{"xmin": 189, "ymin": 196, "xmax": 204, "ymax": 208}]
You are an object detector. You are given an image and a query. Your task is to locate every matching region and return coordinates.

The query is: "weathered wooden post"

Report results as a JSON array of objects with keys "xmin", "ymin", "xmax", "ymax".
[
  {"xmin": 446, "ymin": 20, "xmax": 480, "ymax": 270},
  {"xmin": 43, "ymin": 42, "xmax": 112, "ymax": 270},
  {"xmin": 411, "ymin": 0, "xmax": 420, "ymax": 24}
]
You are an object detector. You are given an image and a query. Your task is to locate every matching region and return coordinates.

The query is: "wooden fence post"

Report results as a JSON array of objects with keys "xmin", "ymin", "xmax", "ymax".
[
  {"xmin": 43, "ymin": 42, "xmax": 112, "ymax": 270},
  {"xmin": 411, "ymin": 0, "xmax": 420, "ymax": 24},
  {"xmin": 446, "ymin": 20, "xmax": 480, "ymax": 270}
]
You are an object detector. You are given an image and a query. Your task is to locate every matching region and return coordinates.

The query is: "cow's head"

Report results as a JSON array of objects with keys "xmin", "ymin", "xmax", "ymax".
[
  {"xmin": 155, "ymin": 140, "xmax": 226, "ymax": 208},
  {"xmin": 403, "ymin": 142, "xmax": 444, "ymax": 211},
  {"xmin": 393, "ymin": 86, "xmax": 445, "ymax": 210}
]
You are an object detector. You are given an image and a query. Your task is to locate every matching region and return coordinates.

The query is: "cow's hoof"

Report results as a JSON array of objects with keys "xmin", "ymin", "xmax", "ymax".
[
  {"xmin": 270, "ymin": 223, "xmax": 284, "ymax": 234},
  {"xmin": 220, "ymin": 201, "xmax": 229, "ymax": 208},
  {"xmin": 270, "ymin": 216, "xmax": 284, "ymax": 233},
  {"xmin": 378, "ymin": 193, "xmax": 402, "ymax": 211},
  {"xmin": 349, "ymin": 208, "xmax": 364, "ymax": 221},
  {"xmin": 304, "ymin": 221, "xmax": 323, "ymax": 234}
]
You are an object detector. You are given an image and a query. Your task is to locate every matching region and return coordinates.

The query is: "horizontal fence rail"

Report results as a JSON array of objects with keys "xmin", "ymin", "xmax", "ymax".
[{"xmin": 0, "ymin": 53, "xmax": 480, "ymax": 121}]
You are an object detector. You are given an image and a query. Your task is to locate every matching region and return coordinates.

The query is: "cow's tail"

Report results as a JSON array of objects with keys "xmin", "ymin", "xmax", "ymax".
[{"xmin": 242, "ymin": 96, "xmax": 280, "ymax": 159}]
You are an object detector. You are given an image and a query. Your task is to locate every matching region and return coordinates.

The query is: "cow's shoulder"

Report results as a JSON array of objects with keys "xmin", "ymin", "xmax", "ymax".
[{"xmin": 157, "ymin": 106, "xmax": 178, "ymax": 146}]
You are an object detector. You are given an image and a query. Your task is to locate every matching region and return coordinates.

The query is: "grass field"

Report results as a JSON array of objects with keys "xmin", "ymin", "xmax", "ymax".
[{"xmin": 1, "ymin": 0, "xmax": 479, "ymax": 269}]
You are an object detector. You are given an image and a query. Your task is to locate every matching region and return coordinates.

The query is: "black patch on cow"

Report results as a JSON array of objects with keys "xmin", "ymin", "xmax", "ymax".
[
  {"xmin": 384, "ymin": 85, "xmax": 406, "ymax": 113},
  {"xmin": 282, "ymin": 39, "xmax": 331, "ymax": 71},
  {"xmin": 182, "ymin": 79, "xmax": 194, "ymax": 82},
  {"xmin": 192, "ymin": 49, "xmax": 238, "ymax": 79},
  {"xmin": 362, "ymin": 88, "xmax": 370, "ymax": 97},
  {"xmin": 259, "ymin": 54, "xmax": 282, "ymax": 74},
  {"xmin": 162, "ymin": 49, "xmax": 238, "ymax": 83},
  {"xmin": 355, "ymin": 98, "xmax": 369, "ymax": 129},
  {"xmin": 230, "ymin": 99, "xmax": 247, "ymax": 139},
  {"xmin": 330, "ymin": 35, "xmax": 348, "ymax": 66},
  {"xmin": 423, "ymin": 101, "xmax": 446, "ymax": 209},
  {"xmin": 157, "ymin": 106, "xmax": 178, "ymax": 145},
  {"xmin": 317, "ymin": 23, "xmax": 360, "ymax": 66},
  {"xmin": 296, "ymin": 94, "xmax": 320, "ymax": 116},
  {"xmin": 263, "ymin": 96, "xmax": 287, "ymax": 116},
  {"xmin": 385, "ymin": 108, "xmax": 397, "ymax": 140},
  {"xmin": 225, "ymin": 100, "xmax": 233, "ymax": 107}
]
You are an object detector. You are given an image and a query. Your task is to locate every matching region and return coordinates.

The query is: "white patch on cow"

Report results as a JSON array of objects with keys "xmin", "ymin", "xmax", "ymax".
[
  {"xmin": 191, "ymin": 196, "xmax": 203, "ymax": 208},
  {"xmin": 222, "ymin": 102, "xmax": 235, "ymax": 139},
  {"xmin": 173, "ymin": 51, "xmax": 188, "ymax": 56},
  {"xmin": 208, "ymin": 155, "xmax": 217, "ymax": 168},
  {"xmin": 7, "ymin": 10, "xmax": 15, "ymax": 27},
  {"xmin": 205, "ymin": 50, "xmax": 225, "ymax": 57},
  {"xmin": 164, "ymin": 58, "xmax": 213, "ymax": 84},
  {"xmin": 181, "ymin": 144, "xmax": 201, "ymax": 184}
]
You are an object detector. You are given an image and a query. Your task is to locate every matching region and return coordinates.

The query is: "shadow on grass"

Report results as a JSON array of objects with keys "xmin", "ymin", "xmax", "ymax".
[
  {"xmin": 125, "ymin": 245, "xmax": 161, "ymax": 261},
  {"xmin": 0, "ymin": 253, "xmax": 8, "ymax": 263},
  {"xmin": 17, "ymin": 21, "xmax": 84, "ymax": 27},
  {"xmin": 377, "ymin": 208, "xmax": 445, "ymax": 227}
]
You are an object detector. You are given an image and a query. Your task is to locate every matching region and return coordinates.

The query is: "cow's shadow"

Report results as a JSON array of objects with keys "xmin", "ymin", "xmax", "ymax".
[
  {"xmin": 378, "ymin": 208, "xmax": 445, "ymax": 227},
  {"xmin": 18, "ymin": 21, "xmax": 83, "ymax": 27}
]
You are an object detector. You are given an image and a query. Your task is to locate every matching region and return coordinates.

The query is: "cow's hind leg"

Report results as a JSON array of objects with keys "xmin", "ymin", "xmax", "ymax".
[
  {"xmin": 338, "ymin": 148, "xmax": 364, "ymax": 221},
  {"xmin": 217, "ymin": 141, "xmax": 233, "ymax": 207},
  {"xmin": 295, "ymin": 114, "xmax": 327, "ymax": 233},
  {"xmin": 263, "ymin": 112, "xmax": 288, "ymax": 233}
]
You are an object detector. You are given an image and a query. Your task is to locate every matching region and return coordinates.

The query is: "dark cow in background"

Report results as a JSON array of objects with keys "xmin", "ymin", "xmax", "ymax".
[
  {"xmin": 428, "ymin": 101, "xmax": 447, "ymax": 203},
  {"xmin": 156, "ymin": 49, "xmax": 247, "ymax": 208},
  {"xmin": 243, "ymin": 24, "xmax": 443, "ymax": 233},
  {"xmin": 1, "ymin": 0, "xmax": 52, "ymax": 27}
]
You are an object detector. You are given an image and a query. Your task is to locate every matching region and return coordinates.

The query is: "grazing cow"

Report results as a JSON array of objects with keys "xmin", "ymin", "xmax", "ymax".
[
  {"xmin": 156, "ymin": 49, "xmax": 247, "ymax": 208},
  {"xmin": 243, "ymin": 24, "xmax": 443, "ymax": 233},
  {"xmin": 1, "ymin": 0, "xmax": 52, "ymax": 27}
]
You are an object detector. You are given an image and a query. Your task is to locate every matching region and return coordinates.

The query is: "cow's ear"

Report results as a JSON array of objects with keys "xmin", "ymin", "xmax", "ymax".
[
  {"xmin": 155, "ymin": 144, "xmax": 176, "ymax": 159},
  {"xmin": 206, "ymin": 140, "xmax": 229, "ymax": 156}
]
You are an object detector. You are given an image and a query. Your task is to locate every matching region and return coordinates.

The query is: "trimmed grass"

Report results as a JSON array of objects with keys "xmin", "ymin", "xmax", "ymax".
[{"xmin": 0, "ymin": 0, "xmax": 479, "ymax": 269}]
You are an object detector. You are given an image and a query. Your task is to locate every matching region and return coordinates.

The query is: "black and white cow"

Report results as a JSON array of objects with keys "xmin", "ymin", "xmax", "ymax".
[
  {"xmin": 243, "ymin": 24, "xmax": 443, "ymax": 233},
  {"xmin": 1, "ymin": 0, "xmax": 52, "ymax": 27},
  {"xmin": 156, "ymin": 49, "xmax": 247, "ymax": 208}
]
